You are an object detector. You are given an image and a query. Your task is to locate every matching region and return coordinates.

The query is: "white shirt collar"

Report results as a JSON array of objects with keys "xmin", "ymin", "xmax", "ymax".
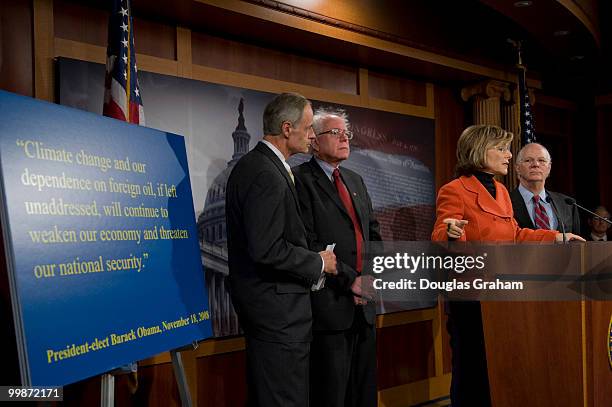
[
  {"xmin": 518, "ymin": 183, "xmax": 547, "ymax": 204},
  {"xmin": 591, "ymin": 233, "xmax": 607, "ymax": 241},
  {"xmin": 261, "ymin": 139, "xmax": 291, "ymax": 172}
]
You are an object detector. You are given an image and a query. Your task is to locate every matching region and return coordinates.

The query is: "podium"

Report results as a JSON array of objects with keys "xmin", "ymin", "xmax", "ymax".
[{"xmin": 481, "ymin": 244, "xmax": 612, "ymax": 406}]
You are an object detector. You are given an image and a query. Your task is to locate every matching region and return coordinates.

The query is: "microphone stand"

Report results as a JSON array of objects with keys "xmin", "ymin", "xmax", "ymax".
[
  {"xmin": 546, "ymin": 195, "xmax": 567, "ymax": 243},
  {"xmin": 565, "ymin": 198, "xmax": 612, "ymax": 226}
]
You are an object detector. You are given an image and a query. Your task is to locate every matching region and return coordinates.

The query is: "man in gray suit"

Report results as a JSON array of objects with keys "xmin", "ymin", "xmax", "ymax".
[
  {"xmin": 509, "ymin": 142, "xmax": 580, "ymax": 233},
  {"xmin": 226, "ymin": 93, "xmax": 337, "ymax": 407}
]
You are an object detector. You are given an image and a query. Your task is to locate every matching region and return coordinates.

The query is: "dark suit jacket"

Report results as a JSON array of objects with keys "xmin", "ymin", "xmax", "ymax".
[
  {"xmin": 226, "ymin": 142, "xmax": 322, "ymax": 343},
  {"xmin": 293, "ymin": 157, "xmax": 382, "ymax": 330},
  {"xmin": 509, "ymin": 188, "xmax": 580, "ymax": 233}
]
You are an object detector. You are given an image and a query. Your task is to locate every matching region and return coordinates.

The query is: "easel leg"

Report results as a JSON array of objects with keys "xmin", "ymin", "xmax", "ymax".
[
  {"xmin": 171, "ymin": 350, "xmax": 192, "ymax": 407},
  {"xmin": 100, "ymin": 373, "xmax": 114, "ymax": 407}
]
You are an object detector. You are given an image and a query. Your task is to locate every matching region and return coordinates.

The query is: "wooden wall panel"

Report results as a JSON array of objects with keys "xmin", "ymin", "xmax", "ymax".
[
  {"xmin": 434, "ymin": 84, "xmax": 466, "ymax": 188},
  {"xmin": 196, "ymin": 350, "xmax": 247, "ymax": 407},
  {"xmin": 61, "ymin": 375, "xmax": 101, "ymax": 406},
  {"xmin": 129, "ymin": 363, "xmax": 181, "ymax": 407},
  {"xmin": 191, "ymin": 32, "xmax": 358, "ymax": 94},
  {"xmin": 54, "ymin": 0, "xmax": 107, "ymax": 47},
  {"xmin": 368, "ymin": 70, "xmax": 427, "ymax": 106},
  {"xmin": 133, "ymin": 17, "xmax": 176, "ymax": 60},
  {"xmin": 54, "ymin": 0, "xmax": 176, "ymax": 60},
  {"xmin": 377, "ymin": 321, "xmax": 435, "ymax": 390},
  {"xmin": 0, "ymin": 0, "xmax": 33, "ymax": 96}
]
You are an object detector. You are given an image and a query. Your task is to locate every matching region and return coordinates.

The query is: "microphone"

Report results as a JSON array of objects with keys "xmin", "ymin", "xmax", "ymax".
[
  {"xmin": 546, "ymin": 195, "xmax": 566, "ymax": 243},
  {"xmin": 564, "ymin": 198, "xmax": 612, "ymax": 226}
]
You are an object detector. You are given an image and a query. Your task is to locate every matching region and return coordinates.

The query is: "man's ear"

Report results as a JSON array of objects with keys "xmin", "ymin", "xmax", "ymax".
[{"xmin": 281, "ymin": 121, "xmax": 292, "ymax": 139}]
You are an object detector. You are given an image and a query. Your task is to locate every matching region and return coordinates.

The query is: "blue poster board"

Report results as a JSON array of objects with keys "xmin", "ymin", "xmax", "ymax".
[{"xmin": 0, "ymin": 90, "xmax": 212, "ymax": 386}]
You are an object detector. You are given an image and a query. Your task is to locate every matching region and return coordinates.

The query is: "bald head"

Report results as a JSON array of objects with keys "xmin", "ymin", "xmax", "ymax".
[{"xmin": 515, "ymin": 143, "xmax": 552, "ymax": 193}]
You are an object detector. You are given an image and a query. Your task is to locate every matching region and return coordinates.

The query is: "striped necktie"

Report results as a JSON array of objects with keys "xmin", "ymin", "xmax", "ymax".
[{"xmin": 532, "ymin": 195, "xmax": 550, "ymax": 229}]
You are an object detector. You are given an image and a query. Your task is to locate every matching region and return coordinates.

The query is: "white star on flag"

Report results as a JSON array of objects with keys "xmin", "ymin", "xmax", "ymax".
[{"xmin": 103, "ymin": 0, "xmax": 144, "ymax": 125}]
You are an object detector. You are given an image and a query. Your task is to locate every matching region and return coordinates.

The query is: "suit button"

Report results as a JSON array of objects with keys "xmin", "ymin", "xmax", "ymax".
[{"xmin": 505, "ymin": 218, "xmax": 511, "ymax": 222}]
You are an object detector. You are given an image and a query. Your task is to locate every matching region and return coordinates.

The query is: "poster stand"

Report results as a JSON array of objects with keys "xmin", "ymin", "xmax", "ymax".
[{"xmin": 99, "ymin": 341, "xmax": 198, "ymax": 407}]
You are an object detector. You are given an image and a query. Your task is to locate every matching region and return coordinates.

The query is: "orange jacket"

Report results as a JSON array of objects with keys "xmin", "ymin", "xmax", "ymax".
[{"xmin": 431, "ymin": 175, "xmax": 557, "ymax": 243}]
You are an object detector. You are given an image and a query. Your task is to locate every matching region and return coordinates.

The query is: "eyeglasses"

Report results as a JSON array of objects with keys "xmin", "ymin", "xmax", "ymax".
[
  {"xmin": 520, "ymin": 158, "xmax": 550, "ymax": 166},
  {"xmin": 316, "ymin": 128, "xmax": 354, "ymax": 140}
]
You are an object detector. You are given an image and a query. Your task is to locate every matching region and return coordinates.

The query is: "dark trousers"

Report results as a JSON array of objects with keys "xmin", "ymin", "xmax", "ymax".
[
  {"xmin": 309, "ymin": 308, "xmax": 377, "ymax": 407},
  {"xmin": 447, "ymin": 301, "xmax": 492, "ymax": 407},
  {"xmin": 245, "ymin": 336, "xmax": 310, "ymax": 407}
]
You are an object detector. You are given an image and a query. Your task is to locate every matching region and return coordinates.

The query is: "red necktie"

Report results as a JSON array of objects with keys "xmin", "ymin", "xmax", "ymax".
[
  {"xmin": 533, "ymin": 195, "xmax": 550, "ymax": 230},
  {"xmin": 333, "ymin": 168, "xmax": 363, "ymax": 272}
]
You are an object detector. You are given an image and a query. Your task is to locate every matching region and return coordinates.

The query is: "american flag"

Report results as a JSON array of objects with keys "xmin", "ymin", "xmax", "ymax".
[
  {"xmin": 518, "ymin": 67, "xmax": 535, "ymax": 144},
  {"xmin": 103, "ymin": 0, "xmax": 144, "ymax": 125}
]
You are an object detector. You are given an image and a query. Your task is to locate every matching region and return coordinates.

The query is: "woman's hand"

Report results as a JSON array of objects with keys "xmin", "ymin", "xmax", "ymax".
[
  {"xmin": 555, "ymin": 233, "xmax": 585, "ymax": 242},
  {"xmin": 443, "ymin": 218, "xmax": 468, "ymax": 239}
]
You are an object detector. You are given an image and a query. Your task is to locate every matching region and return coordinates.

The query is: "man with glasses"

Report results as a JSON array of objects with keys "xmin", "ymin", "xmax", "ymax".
[
  {"xmin": 226, "ymin": 93, "xmax": 337, "ymax": 407},
  {"xmin": 509, "ymin": 142, "xmax": 580, "ymax": 234},
  {"xmin": 293, "ymin": 107, "xmax": 381, "ymax": 407},
  {"xmin": 586, "ymin": 205, "xmax": 611, "ymax": 241}
]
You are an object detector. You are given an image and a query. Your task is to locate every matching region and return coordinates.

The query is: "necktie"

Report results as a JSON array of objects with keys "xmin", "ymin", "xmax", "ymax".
[
  {"xmin": 532, "ymin": 195, "xmax": 550, "ymax": 229},
  {"xmin": 287, "ymin": 167, "xmax": 295, "ymax": 184},
  {"xmin": 333, "ymin": 168, "xmax": 363, "ymax": 272}
]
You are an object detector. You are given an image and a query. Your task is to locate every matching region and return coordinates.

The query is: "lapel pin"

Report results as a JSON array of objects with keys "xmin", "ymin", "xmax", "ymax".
[{"xmin": 353, "ymin": 192, "xmax": 357, "ymax": 196}]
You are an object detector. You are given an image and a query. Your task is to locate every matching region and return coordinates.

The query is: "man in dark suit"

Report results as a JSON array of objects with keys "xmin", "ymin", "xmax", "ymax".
[
  {"xmin": 293, "ymin": 107, "xmax": 381, "ymax": 407},
  {"xmin": 226, "ymin": 93, "xmax": 337, "ymax": 407},
  {"xmin": 509, "ymin": 142, "xmax": 580, "ymax": 233},
  {"xmin": 586, "ymin": 205, "xmax": 611, "ymax": 241}
]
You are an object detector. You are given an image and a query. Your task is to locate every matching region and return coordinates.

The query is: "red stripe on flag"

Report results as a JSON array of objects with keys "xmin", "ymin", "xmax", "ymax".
[
  {"xmin": 103, "ymin": 100, "xmax": 127, "ymax": 122},
  {"xmin": 128, "ymin": 101, "xmax": 141, "ymax": 124}
]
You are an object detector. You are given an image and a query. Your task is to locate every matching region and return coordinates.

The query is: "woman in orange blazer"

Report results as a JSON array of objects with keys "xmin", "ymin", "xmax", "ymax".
[{"xmin": 432, "ymin": 124, "xmax": 583, "ymax": 407}]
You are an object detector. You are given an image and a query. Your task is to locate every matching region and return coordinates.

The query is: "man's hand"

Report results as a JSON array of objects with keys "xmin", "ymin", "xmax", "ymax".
[
  {"xmin": 320, "ymin": 250, "xmax": 337, "ymax": 275},
  {"xmin": 443, "ymin": 218, "xmax": 468, "ymax": 239},
  {"xmin": 351, "ymin": 275, "xmax": 375, "ymax": 302}
]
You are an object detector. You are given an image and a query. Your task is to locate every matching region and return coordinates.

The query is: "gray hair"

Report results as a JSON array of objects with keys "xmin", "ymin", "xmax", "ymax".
[
  {"xmin": 263, "ymin": 92, "xmax": 311, "ymax": 135},
  {"xmin": 516, "ymin": 142, "xmax": 552, "ymax": 163},
  {"xmin": 312, "ymin": 106, "xmax": 350, "ymax": 135}
]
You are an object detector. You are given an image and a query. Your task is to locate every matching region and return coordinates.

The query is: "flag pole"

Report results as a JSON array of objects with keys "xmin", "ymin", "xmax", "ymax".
[{"xmin": 508, "ymin": 38, "xmax": 536, "ymax": 146}]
